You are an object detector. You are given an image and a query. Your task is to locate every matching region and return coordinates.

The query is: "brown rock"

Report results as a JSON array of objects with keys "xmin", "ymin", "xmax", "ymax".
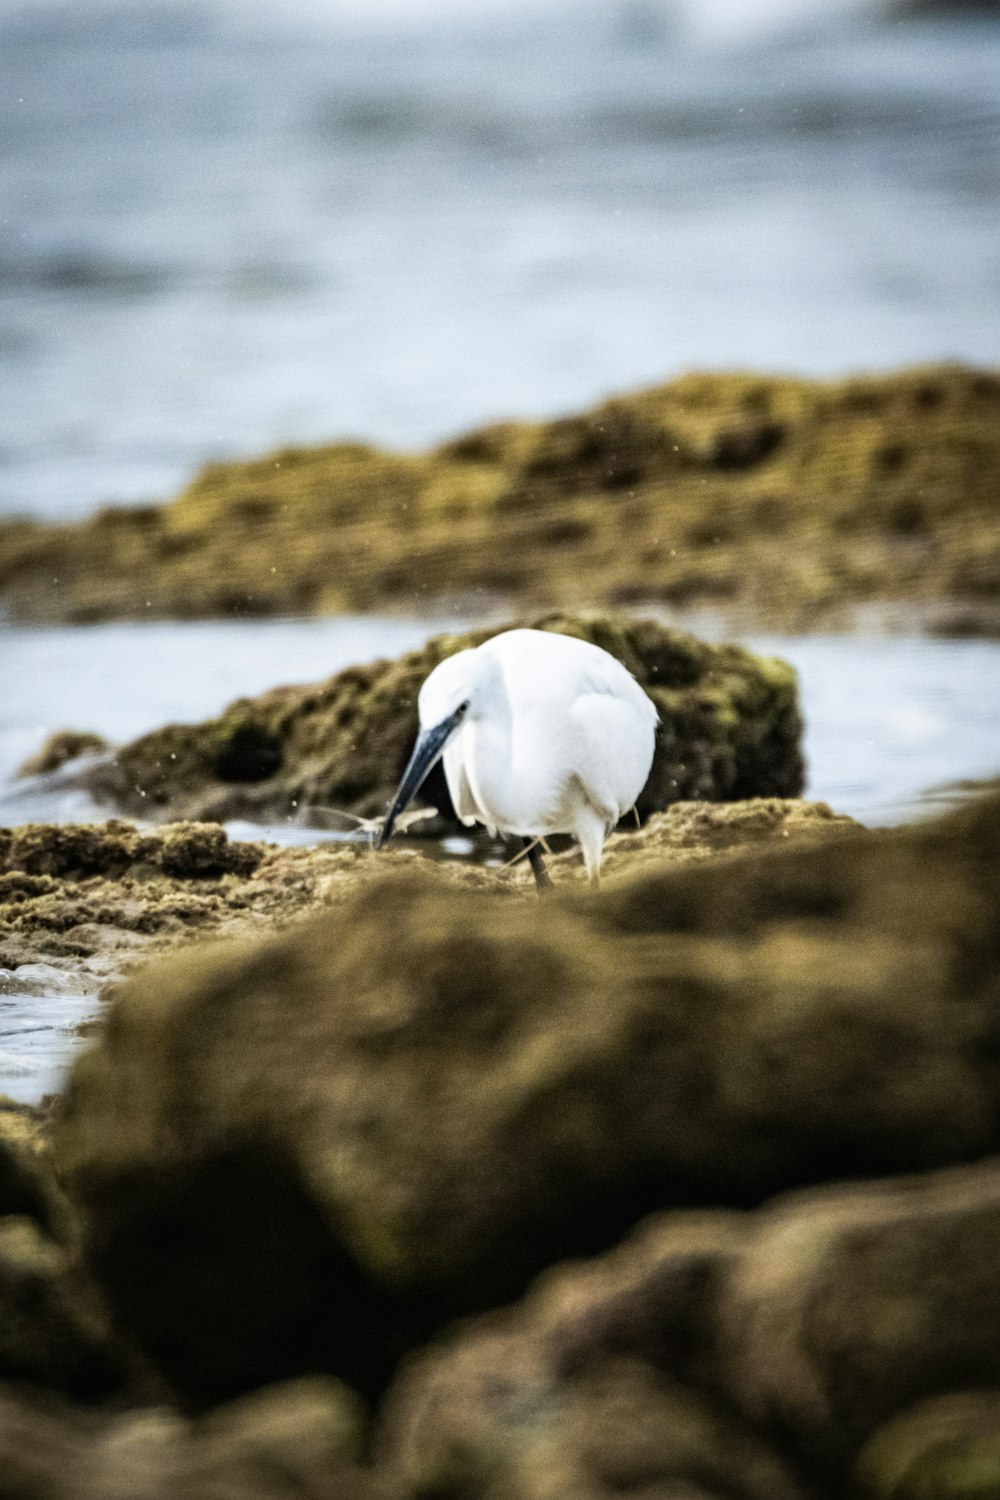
[
  {"xmin": 0, "ymin": 800, "xmax": 844, "ymax": 978},
  {"xmin": 0, "ymin": 1377, "xmax": 375, "ymax": 1500},
  {"xmin": 76, "ymin": 614, "xmax": 804, "ymax": 826},
  {"xmin": 2, "ymin": 365, "xmax": 999, "ymax": 634},
  {"xmin": 16, "ymin": 731, "xmax": 109, "ymax": 781},
  {"xmin": 50, "ymin": 791, "xmax": 1000, "ymax": 1406},
  {"xmin": 855, "ymin": 1390, "xmax": 1000, "ymax": 1499},
  {"xmin": 380, "ymin": 1159, "xmax": 1000, "ymax": 1495},
  {"xmin": 0, "ymin": 821, "xmax": 262, "ymax": 882},
  {"xmin": 0, "ymin": 1217, "xmax": 123, "ymax": 1398}
]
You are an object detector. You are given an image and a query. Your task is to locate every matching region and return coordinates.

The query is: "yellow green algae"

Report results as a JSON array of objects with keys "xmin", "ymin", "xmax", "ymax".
[
  {"xmin": 71, "ymin": 614, "xmax": 803, "ymax": 825},
  {"xmin": 0, "ymin": 799, "xmax": 847, "ymax": 975},
  {"xmin": 1, "ymin": 364, "xmax": 998, "ymax": 631},
  {"xmin": 50, "ymin": 787, "xmax": 1000, "ymax": 1410}
]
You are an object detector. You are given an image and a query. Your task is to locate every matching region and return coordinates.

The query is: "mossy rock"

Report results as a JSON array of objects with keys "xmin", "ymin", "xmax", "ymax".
[
  {"xmin": 0, "ymin": 800, "xmax": 849, "ymax": 978},
  {"xmin": 53, "ymin": 789, "xmax": 1000, "ymax": 1405},
  {"xmin": 78, "ymin": 614, "xmax": 803, "ymax": 826},
  {"xmin": 17, "ymin": 731, "xmax": 109, "ymax": 780},
  {"xmin": 856, "ymin": 1391, "xmax": 1000, "ymax": 1499},
  {"xmin": 2, "ymin": 364, "xmax": 999, "ymax": 632},
  {"xmin": 0, "ymin": 1377, "xmax": 374, "ymax": 1500},
  {"xmin": 381, "ymin": 1159, "xmax": 1000, "ymax": 1497},
  {"xmin": 0, "ymin": 821, "xmax": 262, "ymax": 881}
]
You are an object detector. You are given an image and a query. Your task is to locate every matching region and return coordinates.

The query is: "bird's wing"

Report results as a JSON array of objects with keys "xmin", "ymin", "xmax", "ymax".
[
  {"xmin": 443, "ymin": 737, "xmax": 489, "ymax": 830},
  {"xmin": 568, "ymin": 688, "xmax": 658, "ymax": 826}
]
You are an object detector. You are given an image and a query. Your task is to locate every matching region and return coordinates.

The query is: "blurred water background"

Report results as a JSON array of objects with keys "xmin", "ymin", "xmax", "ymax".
[{"xmin": 2, "ymin": 0, "xmax": 1000, "ymax": 519}]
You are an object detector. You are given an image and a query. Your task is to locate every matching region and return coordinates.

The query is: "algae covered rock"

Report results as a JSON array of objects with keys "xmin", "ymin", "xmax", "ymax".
[
  {"xmin": 856, "ymin": 1391, "xmax": 1000, "ymax": 1500},
  {"xmin": 0, "ymin": 1376, "xmax": 374, "ymax": 1500},
  {"xmin": 81, "ymin": 614, "xmax": 804, "ymax": 825},
  {"xmin": 2, "ymin": 364, "xmax": 999, "ymax": 632},
  {"xmin": 0, "ymin": 821, "xmax": 270, "ymax": 972},
  {"xmin": 379, "ymin": 1158, "xmax": 1000, "ymax": 1498},
  {"xmin": 0, "ymin": 1216, "xmax": 125, "ymax": 1399},
  {"xmin": 16, "ymin": 730, "xmax": 109, "ymax": 780},
  {"xmin": 0, "ymin": 1096, "xmax": 58, "ymax": 1227},
  {"xmin": 383, "ymin": 1353, "xmax": 808, "ymax": 1500},
  {"xmin": 52, "ymin": 790, "xmax": 1000, "ymax": 1404},
  {"xmin": 0, "ymin": 800, "xmax": 844, "ymax": 978},
  {"xmin": 0, "ymin": 820, "xmax": 262, "ymax": 882}
]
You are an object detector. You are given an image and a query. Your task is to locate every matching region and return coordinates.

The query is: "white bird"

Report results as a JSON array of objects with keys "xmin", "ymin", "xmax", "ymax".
[{"xmin": 375, "ymin": 628, "xmax": 658, "ymax": 888}]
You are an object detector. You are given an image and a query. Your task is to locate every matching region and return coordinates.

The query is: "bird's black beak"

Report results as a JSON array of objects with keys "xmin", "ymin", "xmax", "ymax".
[{"xmin": 375, "ymin": 705, "xmax": 464, "ymax": 850}]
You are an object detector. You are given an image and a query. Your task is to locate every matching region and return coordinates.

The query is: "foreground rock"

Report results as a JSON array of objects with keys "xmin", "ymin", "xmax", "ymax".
[
  {"xmin": 75, "ymin": 614, "xmax": 803, "ymax": 824},
  {"xmin": 0, "ymin": 1100, "xmax": 135, "ymax": 1409},
  {"xmin": 0, "ymin": 1097, "xmax": 58, "ymax": 1225},
  {"xmin": 379, "ymin": 1158, "xmax": 1000, "ymax": 1496},
  {"xmin": 0, "ymin": 800, "xmax": 843, "ymax": 977},
  {"xmin": 52, "ymin": 789, "xmax": 1000, "ymax": 1407},
  {"xmin": 0, "ymin": 1217, "xmax": 125, "ymax": 1399},
  {"xmin": 2, "ymin": 364, "xmax": 999, "ymax": 634},
  {"xmin": 857, "ymin": 1390, "xmax": 1000, "ymax": 1499},
  {"xmin": 0, "ymin": 1377, "xmax": 375, "ymax": 1500}
]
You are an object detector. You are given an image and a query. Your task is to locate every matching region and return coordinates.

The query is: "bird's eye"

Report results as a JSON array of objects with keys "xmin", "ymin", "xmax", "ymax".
[{"xmin": 458, "ymin": 699, "xmax": 470, "ymax": 714}]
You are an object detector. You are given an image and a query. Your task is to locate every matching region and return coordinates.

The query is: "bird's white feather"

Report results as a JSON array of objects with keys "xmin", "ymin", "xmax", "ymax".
[{"xmin": 411, "ymin": 628, "xmax": 658, "ymax": 882}]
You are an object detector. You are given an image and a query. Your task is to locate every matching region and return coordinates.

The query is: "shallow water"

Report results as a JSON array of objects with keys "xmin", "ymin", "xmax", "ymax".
[
  {"xmin": 2, "ymin": 615, "xmax": 999, "ymax": 1102},
  {"xmin": 0, "ymin": 964, "xmax": 98, "ymax": 1102},
  {"xmin": 3, "ymin": 1, "xmax": 1000, "ymax": 518}
]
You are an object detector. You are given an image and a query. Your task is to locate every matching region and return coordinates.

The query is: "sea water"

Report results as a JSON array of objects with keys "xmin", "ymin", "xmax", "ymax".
[{"xmin": 2, "ymin": 0, "xmax": 1000, "ymax": 518}]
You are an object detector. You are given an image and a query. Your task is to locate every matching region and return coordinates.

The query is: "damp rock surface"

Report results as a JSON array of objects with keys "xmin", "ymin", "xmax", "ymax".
[
  {"xmin": 0, "ymin": 1376, "xmax": 375, "ymax": 1500},
  {"xmin": 2, "ymin": 364, "xmax": 999, "ymax": 634},
  {"xmin": 378, "ymin": 1158, "xmax": 1000, "ymax": 1496},
  {"xmin": 0, "ymin": 798, "xmax": 842, "ymax": 978},
  {"xmin": 51, "ymin": 790, "xmax": 1000, "ymax": 1408}
]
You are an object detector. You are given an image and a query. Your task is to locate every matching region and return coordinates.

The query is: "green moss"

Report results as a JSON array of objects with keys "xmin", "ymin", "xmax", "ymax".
[
  {"xmin": 1, "ymin": 365, "xmax": 999, "ymax": 630},
  {"xmin": 50, "ymin": 789, "xmax": 1000, "ymax": 1407},
  {"xmin": 208, "ymin": 719, "xmax": 284, "ymax": 783},
  {"xmin": 0, "ymin": 821, "xmax": 262, "ymax": 881},
  {"xmin": 858, "ymin": 1394, "xmax": 1000, "ymax": 1500},
  {"xmin": 16, "ymin": 730, "xmax": 109, "ymax": 779},
  {"xmin": 77, "ymin": 614, "xmax": 803, "ymax": 826}
]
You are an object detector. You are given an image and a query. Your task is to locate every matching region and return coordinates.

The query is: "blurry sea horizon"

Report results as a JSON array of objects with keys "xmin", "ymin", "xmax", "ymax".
[{"xmin": 3, "ymin": 0, "xmax": 999, "ymax": 521}]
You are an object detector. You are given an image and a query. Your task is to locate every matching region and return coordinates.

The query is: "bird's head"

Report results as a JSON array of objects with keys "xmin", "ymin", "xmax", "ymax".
[{"xmin": 375, "ymin": 649, "xmax": 480, "ymax": 850}]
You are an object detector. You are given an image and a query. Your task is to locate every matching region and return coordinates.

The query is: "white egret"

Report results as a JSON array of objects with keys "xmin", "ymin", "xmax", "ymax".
[{"xmin": 375, "ymin": 628, "xmax": 658, "ymax": 888}]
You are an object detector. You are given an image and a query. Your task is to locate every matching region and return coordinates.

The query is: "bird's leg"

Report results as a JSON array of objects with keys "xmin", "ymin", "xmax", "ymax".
[{"xmin": 522, "ymin": 836, "xmax": 554, "ymax": 893}]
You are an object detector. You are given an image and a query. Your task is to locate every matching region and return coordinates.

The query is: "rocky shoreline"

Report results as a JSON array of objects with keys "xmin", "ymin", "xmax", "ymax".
[
  {"xmin": 2, "ymin": 363, "xmax": 999, "ymax": 634},
  {"xmin": 0, "ymin": 798, "xmax": 853, "ymax": 978},
  {"xmin": 2, "ymin": 601, "xmax": 1000, "ymax": 1496},
  {"xmin": 61, "ymin": 613, "xmax": 804, "ymax": 827},
  {"xmin": 1, "ymin": 784, "xmax": 999, "ymax": 1498}
]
